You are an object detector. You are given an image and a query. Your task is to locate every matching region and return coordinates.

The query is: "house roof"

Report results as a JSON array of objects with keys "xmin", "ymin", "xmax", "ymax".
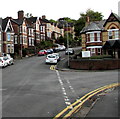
[
  {"xmin": 2, "ymin": 18, "xmax": 9, "ymax": 31},
  {"xmin": 40, "ymin": 18, "xmax": 51, "ymax": 23},
  {"xmin": 113, "ymin": 13, "xmax": 120, "ymax": 21},
  {"xmin": 80, "ymin": 20, "xmax": 106, "ymax": 34},
  {"xmin": 13, "ymin": 18, "xmax": 24, "ymax": 25},
  {"xmin": 26, "ymin": 18, "xmax": 34, "ymax": 28},
  {"xmin": 103, "ymin": 12, "xmax": 120, "ymax": 27},
  {"xmin": 27, "ymin": 17, "xmax": 37, "ymax": 23},
  {"xmin": 0, "ymin": 18, "xmax": 2, "ymax": 31}
]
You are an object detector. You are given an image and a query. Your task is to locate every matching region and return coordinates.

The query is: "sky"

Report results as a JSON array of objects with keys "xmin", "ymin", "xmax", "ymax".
[{"xmin": 0, "ymin": 0, "xmax": 120, "ymax": 20}]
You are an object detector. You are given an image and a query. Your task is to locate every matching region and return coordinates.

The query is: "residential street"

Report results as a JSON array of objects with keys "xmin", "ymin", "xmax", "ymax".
[{"xmin": 2, "ymin": 51, "xmax": 119, "ymax": 117}]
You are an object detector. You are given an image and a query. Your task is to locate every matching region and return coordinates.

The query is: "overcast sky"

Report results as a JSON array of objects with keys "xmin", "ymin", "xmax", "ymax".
[{"xmin": 0, "ymin": 0, "xmax": 119, "ymax": 20}]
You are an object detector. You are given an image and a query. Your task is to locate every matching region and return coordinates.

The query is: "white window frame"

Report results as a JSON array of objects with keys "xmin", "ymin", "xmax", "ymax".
[
  {"xmin": 29, "ymin": 37, "xmax": 31, "ymax": 46},
  {"xmin": 7, "ymin": 44, "xmax": 11, "ymax": 53},
  {"xmin": 7, "ymin": 32, "xmax": 11, "ymax": 41},
  {"xmin": 97, "ymin": 33, "xmax": 100, "ymax": 41},
  {"xmin": 14, "ymin": 35, "xmax": 18, "ymax": 44},
  {"xmin": 114, "ymin": 30, "xmax": 119, "ymax": 39},
  {"xmin": 20, "ymin": 35, "xmax": 22, "ymax": 44},
  {"xmin": 32, "ymin": 38, "xmax": 34, "ymax": 46},
  {"xmin": 11, "ymin": 44, "xmax": 14, "ymax": 53},
  {"xmin": 108, "ymin": 29, "xmax": 119, "ymax": 40},
  {"xmin": 90, "ymin": 33, "xmax": 94, "ymax": 42}
]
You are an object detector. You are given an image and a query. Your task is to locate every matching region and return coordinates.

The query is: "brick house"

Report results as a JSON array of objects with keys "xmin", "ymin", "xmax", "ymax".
[
  {"xmin": 40, "ymin": 16, "xmax": 63, "ymax": 43},
  {"xmin": 2, "ymin": 17, "xmax": 14, "ymax": 54},
  {"xmin": 27, "ymin": 17, "xmax": 40, "ymax": 46},
  {"xmin": 80, "ymin": 12, "xmax": 120, "ymax": 57},
  {"xmin": 40, "ymin": 16, "xmax": 52, "ymax": 41},
  {"xmin": 103, "ymin": 13, "xmax": 120, "ymax": 58}
]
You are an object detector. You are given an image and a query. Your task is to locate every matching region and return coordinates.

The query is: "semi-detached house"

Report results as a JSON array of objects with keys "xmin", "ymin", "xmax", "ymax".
[
  {"xmin": 2, "ymin": 17, "xmax": 14, "ymax": 54},
  {"xmin": 80, "ymin": 12, "xmax": 120, "ymax": 58},
  {"xmin": 0, "ymin": 10, "xmax": 65, "ymax": 57}
]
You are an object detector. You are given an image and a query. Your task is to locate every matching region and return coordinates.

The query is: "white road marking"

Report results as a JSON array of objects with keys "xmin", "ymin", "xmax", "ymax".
[{"xmin": 56, "ymin": 70, "xmax": 72, "ymax": 108}]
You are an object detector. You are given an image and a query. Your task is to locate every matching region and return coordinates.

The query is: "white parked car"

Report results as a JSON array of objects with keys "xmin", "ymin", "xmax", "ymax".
[
  {"xmin": 2, "ymin": 54, "xmax": 14, "ymax": 65},
  {"xmin": 52, "ymin": 53, "xmax": 60, "ymax": 61},
  {"xmin": 0, "ymin": 57, "xmax": 8, "ymax": 68},
  {"xmin": 45, "ymin": 54, "xmax": 58, "ymax": 64},
  {"xmin": 59, "ymin": 45, "xmax": 66, "ymax": 51},
  {"xmin": 65, "ymin": 48, "xmax": 74, "ymax": 55}
]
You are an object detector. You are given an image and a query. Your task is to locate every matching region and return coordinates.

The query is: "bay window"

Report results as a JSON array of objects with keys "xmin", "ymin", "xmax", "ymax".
[{"xmin": 86, "ymin": 31, "xmax": 101, "ymax": 42}]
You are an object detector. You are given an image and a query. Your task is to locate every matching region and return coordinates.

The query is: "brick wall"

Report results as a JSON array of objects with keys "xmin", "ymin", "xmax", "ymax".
[{"xmin": 70, "ymin": 59, "xmax": 120, "ymax": 70}]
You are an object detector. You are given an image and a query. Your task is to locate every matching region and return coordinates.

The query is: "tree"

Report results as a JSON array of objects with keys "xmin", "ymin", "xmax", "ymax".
[
  {"xmin": 49, "ymin": 19, "xmax": 57, "ymax": 23},
  {"xmin": 74, "ymin": 9, "xmax": 104, "ymax": 37}
]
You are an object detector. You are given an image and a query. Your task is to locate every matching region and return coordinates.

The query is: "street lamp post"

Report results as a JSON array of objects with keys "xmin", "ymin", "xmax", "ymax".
[{"xmin": 66, "ymin": 23, "xmax": 69, "ymax": 67}]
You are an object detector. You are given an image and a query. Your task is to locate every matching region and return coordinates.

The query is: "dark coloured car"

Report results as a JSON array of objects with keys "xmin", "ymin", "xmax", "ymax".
[{"xmin": 46, "ymin": 49, "xmax": 54, "ymax": 54}]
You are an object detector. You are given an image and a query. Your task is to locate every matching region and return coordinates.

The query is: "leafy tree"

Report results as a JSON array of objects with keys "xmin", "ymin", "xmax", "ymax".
[
  {"xmin": 74, "ymin": 9, "xmax": 103, "ymax": 37},
  {"xmin": 49, "ymin": 19, "xmax": 57, "ymax": 23}
]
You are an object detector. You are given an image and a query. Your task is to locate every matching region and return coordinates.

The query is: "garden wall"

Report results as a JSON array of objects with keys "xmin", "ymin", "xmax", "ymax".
[{"xmin": 69, "ymin": 59, "xmax": 120, "ymax": 70}]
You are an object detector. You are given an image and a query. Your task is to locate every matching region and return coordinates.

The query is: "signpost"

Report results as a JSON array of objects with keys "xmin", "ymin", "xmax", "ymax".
[{"xmin": 82, "ymin": 51, "xmax": 91, "ymax": 58}]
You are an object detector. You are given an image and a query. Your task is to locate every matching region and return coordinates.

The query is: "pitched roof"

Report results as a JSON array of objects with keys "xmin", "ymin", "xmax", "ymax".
[
  {"xmin": 26, "ymin": 18, "xmax": 34, "ymax": 28},
  {"xmin": 113, "ymin": 13, "xmax": 120, "ymax": 21},
  {"xmin": 80, "ymin": 20, "xmax": 106, "ymax": 34},
  {"xmin": 40, "ymin": 18, "xmax": 51, "ymax": 23},
  {"xmin": 0, "ymin": 18, "xmax": 2, "ymax": 31},
  {"xmin": 103, "ymin": 12, "xmax": 120, "ymax": 27},
  {"xmin": 2, "ymin": 18, "xmax": 9, "ymax": 31},
  {"xmin": 12, "ymin": 19, "xmax": 24, "ymax": 25},
  {"xmin": 27, "ymin": 17, "xmax": 37, "ymax": 23}
]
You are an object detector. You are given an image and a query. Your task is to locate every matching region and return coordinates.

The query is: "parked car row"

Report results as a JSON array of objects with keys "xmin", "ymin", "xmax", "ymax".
[
  {"xmin": 0, "ymin": 54, "xmax": 14, "ymax": 68},
  {"xmin": 38, "ymin": 44, "xmax": 66, "ymax": 56},
  {"xmin": 38, "ymin": 48, "xmax": 54, "ymax": 56}
]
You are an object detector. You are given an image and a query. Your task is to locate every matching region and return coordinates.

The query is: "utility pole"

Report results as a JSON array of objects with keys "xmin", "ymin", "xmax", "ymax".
[{"xmin": 66, "ymin": 23, "xmax": 69, "ymax": 67}]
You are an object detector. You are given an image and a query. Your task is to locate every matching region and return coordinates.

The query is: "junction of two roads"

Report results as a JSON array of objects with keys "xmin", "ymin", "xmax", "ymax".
[{"xmin": 1, "ymin": 49, "xmax": 119, "ymax": 118}]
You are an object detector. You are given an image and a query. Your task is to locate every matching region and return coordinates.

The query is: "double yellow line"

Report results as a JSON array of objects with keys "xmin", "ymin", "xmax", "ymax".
[
  {"xmin": 53, "ymin": 83, "xmax": 120, "ymax": 119},
  {"xmin": 50, "ymin": 65, "xmax": 56, "ymax": 71}
]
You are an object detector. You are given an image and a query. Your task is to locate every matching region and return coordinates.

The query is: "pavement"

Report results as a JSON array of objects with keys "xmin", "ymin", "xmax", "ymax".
[
  {"xmin": 85, "ymin": 87, "xmax": 120, "ymax": 118},
  {"xmin": 56, "ymin": 59, "xmax": 120, "ymax": 118}
]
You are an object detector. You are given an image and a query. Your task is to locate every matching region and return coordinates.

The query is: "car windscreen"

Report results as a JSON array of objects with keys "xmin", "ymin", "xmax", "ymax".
[
  {"xmin": 40, "ymin": 50, "xmax": 44, "ymax": 52},
  {"xmin": 47, "ymin": 55, "xmax": 56, "ymax": 58}
]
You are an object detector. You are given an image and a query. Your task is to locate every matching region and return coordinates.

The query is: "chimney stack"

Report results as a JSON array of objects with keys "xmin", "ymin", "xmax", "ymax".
[
  {"xmin": 42, "ymin": 15, "xmax": 46, "ymax": 19},
  {"xmin": 18, "ymin": 10, "xmax": 24, "ymax": 20},
  {"xmin": 85, "ymin": 16, "xmax": 90, "ymax": 27}
]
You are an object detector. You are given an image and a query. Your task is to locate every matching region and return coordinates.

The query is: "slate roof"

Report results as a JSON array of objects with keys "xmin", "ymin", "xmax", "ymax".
[
  {"xmin": 27, "ymin": 17, "xmax": 37, "ymax": 23},
  {"xmin": 0, "ymin": 18, "xmax": 2, "ymax": 31},
  {"xmin": 12, "ymin": 19, "xmax": 24, "ymax": 25},
  {"xmin": 103, "ymin": 12, "xmax": 120, "ymax": 27},
  {"xmin": 80, "ymin": 20, "xmax": 106, "ymax": 34},
  {"xmin": 80, "ymin": 12, "xmax": 120, "ymax": 34},
  {"xmin": 113, "ymin": 13, "xmax": 120, "ymax": 21},
  {"xmin": 26, "ymin": 18, "xmax": 34, "ymax": 28},
  {"xmin": 40, "ymin": 18, "xmax": 51, "ymax": 24},
  {"xmin": 2, "ymin": 18, "xmax": 9, "ymax": 31}
]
